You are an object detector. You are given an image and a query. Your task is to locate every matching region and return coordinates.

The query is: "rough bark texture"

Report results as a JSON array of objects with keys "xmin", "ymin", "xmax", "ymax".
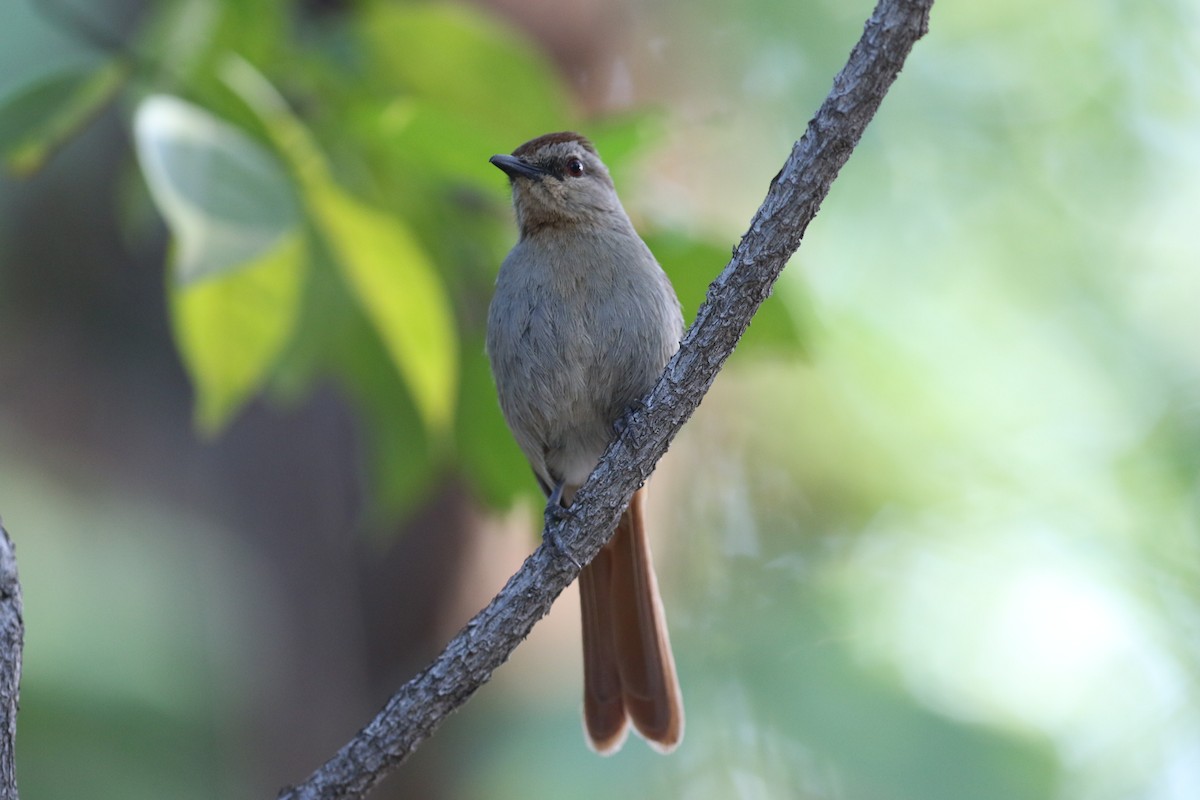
[
  {"xmin": 0, "ymin": 522, "xmax": 22, "ymax": 800},
  {"xmin": 278, "ymin": 0, "xmax": 934, "ymax": 797}
]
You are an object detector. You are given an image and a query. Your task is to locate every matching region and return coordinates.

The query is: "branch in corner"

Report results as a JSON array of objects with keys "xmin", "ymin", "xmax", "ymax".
[
  {"xmin": 279, "ymin": 0, "xmax": 935, "ymax": 797},
  {"xmin": 0, "ymin": 521, "xmax": 23, "ymax": 800}
]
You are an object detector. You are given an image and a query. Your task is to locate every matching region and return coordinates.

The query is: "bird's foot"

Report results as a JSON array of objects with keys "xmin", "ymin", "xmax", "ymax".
[
  {"xmin": 542, "ymin": 516, "xmax": 581, "ymax": 569},
  {"xmin": 542, "ymin": 482, "xmax": 581, "ymax": 568}
]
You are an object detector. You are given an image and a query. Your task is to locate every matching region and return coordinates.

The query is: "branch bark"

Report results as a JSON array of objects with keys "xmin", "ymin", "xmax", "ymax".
[
  {"xmin": 279, "ymin": 0, "xmax": 933, "ymax": 796},
  {"xmin": 0, "ymin": 522, "xmax": 23, "ymax": 800}
]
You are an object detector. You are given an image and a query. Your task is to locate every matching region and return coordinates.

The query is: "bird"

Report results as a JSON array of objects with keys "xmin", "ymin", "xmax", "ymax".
[{"xmin": 486, "ymin": 131, "xmax": 685, "ymax": 754}]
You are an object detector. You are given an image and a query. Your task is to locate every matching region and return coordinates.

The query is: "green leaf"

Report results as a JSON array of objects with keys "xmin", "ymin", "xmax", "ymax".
[
  {"xmin": 308, "ymin": 184, "xmax": 458, "ymax": 437},
  {"xmin": 134, "ymin": 94, "xmax": 309, "ymax": 432},
  {"xmin": 0, "ymin": 60, "xmax": 128, "ymax": 175},
  {"xmin": 134, "ymin": 94, "xmax": 300, "ymax": 283},
  {"xmin": 169, "ymin": 230, "xmax": 307, "ymax": 434},
  {"xmin": 217, "ymin": 57, "xmax": 459, "ymax": 441}
]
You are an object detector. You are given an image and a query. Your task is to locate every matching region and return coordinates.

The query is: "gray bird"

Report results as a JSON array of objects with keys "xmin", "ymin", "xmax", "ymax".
[{"xmin": 487, "ymin": 132, "xmax": 685, "ymax": 754}]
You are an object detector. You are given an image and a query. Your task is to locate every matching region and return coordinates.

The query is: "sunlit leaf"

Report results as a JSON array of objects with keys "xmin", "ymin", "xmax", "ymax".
[
  {"xmin": 308, "ymin": 184, "xmax": 458, "ymax": 437},
  {"xmin": 0, "ymin": 60, "xmax": 128, "ymax": 175},
  {"xmin": 169, "ymin": 230, "xmax": 307, "ymax": 434},
  {"xmin": 134, "ymin": 94, "xmax": 300, "ymax": 284},
  {"xmin": 218, "ymin": 57, "xmax": 459, "ymax": 441},
  {"xmin": 134, "ymin": 94, "xmax": 308, "ymax": 432}
]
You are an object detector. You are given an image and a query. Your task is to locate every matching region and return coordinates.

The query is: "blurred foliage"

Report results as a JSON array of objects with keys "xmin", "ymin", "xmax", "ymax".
[{"xmin": 2, "ymin": 0, "xmax": 1200, "ymax": 799}]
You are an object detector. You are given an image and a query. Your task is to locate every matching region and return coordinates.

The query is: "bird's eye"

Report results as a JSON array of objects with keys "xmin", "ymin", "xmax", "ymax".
[{"xmin": 565, "ymin": 157, "xmax": 585, "ymax": 177}]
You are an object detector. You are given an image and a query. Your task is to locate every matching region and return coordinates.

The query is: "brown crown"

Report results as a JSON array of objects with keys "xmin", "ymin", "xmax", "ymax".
[{"xmin": 511, "ymin": 131, "xmax": 597, "ymax": 158}]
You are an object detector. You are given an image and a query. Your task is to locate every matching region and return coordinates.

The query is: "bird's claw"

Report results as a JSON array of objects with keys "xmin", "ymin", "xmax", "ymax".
[
  {"xmin": 542, "ymin": 481, "xmax": 581, "ymax": 568},
  {"xmin": 542, "ymin": 520, "xmax": 581, "ymax": 569}
]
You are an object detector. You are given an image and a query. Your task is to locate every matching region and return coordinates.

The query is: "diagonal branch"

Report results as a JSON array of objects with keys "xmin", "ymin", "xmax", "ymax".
[{"xmin": 278, "ymin": 0, "xmax": 934, "ymax": 797}]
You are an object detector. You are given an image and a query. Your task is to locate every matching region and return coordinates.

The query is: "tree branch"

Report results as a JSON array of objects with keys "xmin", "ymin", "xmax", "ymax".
[
  {"xmin": 0, "ymin": 521, "xmax": 23, "ymax": 800},
  {"xmin": 279, "ymin": 0, "xmax": 933, "ymax": 797}
]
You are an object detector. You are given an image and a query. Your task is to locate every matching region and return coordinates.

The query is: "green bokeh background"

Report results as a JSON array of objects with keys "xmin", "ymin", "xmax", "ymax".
[{"xmin": 1, "ymin": 0, "xmax": 1198, "ymax": 798}]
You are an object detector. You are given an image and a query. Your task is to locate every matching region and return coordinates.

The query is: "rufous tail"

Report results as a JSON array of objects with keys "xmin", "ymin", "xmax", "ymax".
[{"xmin": 579, "ymin": 486, "xmax": 683, "ymax": 754}]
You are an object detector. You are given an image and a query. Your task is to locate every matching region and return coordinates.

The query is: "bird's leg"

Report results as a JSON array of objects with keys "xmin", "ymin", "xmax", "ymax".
[
  {"xmin": 545, "ymin": 479, "xmax": 568, "ymax": 516},
  {"xmin": 543, "ymin": 479, "xmax": 581, "ymax": 568}
]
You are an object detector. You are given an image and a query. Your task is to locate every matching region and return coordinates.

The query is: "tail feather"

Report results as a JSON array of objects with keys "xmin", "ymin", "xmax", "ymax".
[
  {"xmin": 580, "ymin": 486, "xmax": 683, "ymax": 754},
  {"xmin": 579, "ymin": 543, "xmax": 629, "ymax": 753}
]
